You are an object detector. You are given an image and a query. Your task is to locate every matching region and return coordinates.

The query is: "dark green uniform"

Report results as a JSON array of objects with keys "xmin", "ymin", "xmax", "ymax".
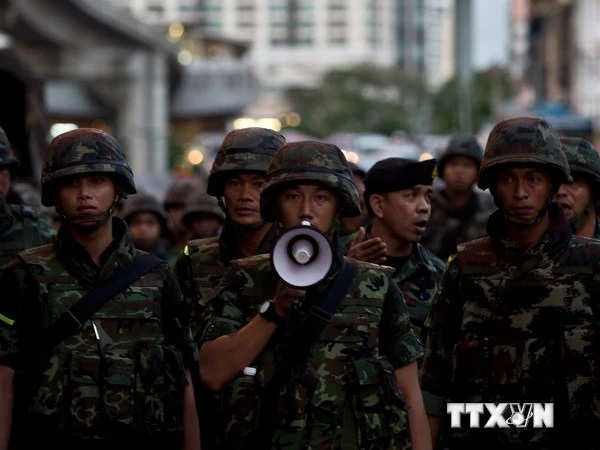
[{"xmin": 420, "ymin": 117, "xmax": 600, "ymax": 449}]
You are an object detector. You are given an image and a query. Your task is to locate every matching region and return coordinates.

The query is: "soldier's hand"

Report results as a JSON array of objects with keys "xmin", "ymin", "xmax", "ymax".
[
  {"xmin": 348, "ymin": 227, "xmax": 387, "ymax": 264},
  {"xmin": 273, "ymin": 281, "xmax": 306, "ymax": 318}
]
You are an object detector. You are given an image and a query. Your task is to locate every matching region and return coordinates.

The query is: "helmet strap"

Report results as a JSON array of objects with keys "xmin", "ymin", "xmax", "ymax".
[{"xmin": 58, "ymin": 193, "xmax": 121, "ymax": 234}]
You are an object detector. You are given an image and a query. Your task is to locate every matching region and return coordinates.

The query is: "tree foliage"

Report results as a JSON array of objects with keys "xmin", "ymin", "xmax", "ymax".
[
  {"xmin": 429, "ymin": 67, "xmax": 512, "ymax": 134},
  {"xmin": 284, "ymin": 64, "xmax": 428, "ymax": 138}
]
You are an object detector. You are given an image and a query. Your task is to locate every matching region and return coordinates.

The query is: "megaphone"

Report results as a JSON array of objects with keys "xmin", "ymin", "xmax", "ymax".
[{"xmin": 271, "ymin": 220, "xmax": 334, "ymax": 289}]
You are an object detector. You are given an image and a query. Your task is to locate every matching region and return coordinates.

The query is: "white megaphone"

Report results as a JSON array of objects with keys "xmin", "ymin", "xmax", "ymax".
[{"xmin": 271, "ymin": 220, "xmax": 334, "ymax": 289}]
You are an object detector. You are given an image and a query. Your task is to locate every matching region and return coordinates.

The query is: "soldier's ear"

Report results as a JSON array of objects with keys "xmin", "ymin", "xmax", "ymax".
[{"xmin": 369, "ymin": 193, "xmax": 385, "ymax": 219}]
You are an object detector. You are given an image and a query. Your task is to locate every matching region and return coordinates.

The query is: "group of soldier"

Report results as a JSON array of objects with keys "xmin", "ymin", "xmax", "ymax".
[{"xmin": 0, "ymin": 115, "xmax": 599, "ymax": 450}]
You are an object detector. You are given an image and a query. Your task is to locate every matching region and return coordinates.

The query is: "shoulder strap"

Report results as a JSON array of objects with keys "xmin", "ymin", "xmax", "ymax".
[
  {"xmin": 304, "ymin": 256, "xmax": 357, "ymax": 333},
  {"xmin": 256, "ymin": 257, "xmax": 357, "ymax": 444},
  {"xmin": 45, "ymin": 253, "xmax": 163, "ymax": 349}
]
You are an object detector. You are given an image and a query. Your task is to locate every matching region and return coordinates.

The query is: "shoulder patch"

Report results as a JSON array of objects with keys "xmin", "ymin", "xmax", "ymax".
[
  {"xmin": 18, "ymin": 243, "xmax": 55, "ymax": 261},
  {"xmin": 230, "ymin": 253, "xmax": 271, "ymax": 269},
  {"xmin": 355, "ymin": 259, "xmax": 395, "ymax": 277}
]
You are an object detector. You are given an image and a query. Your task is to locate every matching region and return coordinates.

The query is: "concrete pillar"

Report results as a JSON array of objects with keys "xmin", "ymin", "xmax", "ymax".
[
  {"xmin": 117, "ymin": 50, "xmax": 169, "ymax": 177},
  {"xmin": 455, "ymin": 0, "xmax": 472, "ymax": 133}
]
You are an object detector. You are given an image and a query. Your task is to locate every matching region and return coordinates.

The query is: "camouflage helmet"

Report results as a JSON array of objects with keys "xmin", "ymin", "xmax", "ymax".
[
  {"xmin": 182, "ymin": 191, "xmax": 225, "ymax": 226},
  {"xmin": 121, "ymin": 192, "xmax": 170, "ymax": 236},
  {"xmin": 0, "ymin": 127, "xmax": 19, "ymax": 169},
  {"xmin": 438, "ymin": 134, "xmax": 483, "ymax": 179},
  {"xmin": 559, "ymin": 136, "xmax": 600, "ymax": 186},
  {"xmin": 260, "ymin": 141, "xmax": 361, "ymax": 222},
  {"xmin": 478, "ymin": 117, "xmax": 571, "ymax": 191},
  {"xmin": 163, "ymin": 178, "xmax": 203, "ymax": 209},
  {"xmin": 207, "ymin": 127, "xmax": 286, "ymax": 197},
  {"xmin": 41, "ymin": 128, "xmax": 136, "ymax": 206}
]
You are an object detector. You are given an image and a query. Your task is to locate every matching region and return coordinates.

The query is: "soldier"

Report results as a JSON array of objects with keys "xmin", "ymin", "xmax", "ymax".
[
  {"xmin": 181, "ymin": 191, "xmax": 224, "ymax": 240},
  {"xmin": 420, "ymin": 134, "xmax": 496, "ymax": 261},
  {"xmin": 120, "ymin": 192, "xmax": 172, "ymax": 260},
  {"xmin": 339, "ymin": 161, "xmax": 370, "ymax": 237},
  {"xmin": 555, "ymin": 136, "xmax": 600, "ymax": 239},
  {"xmin": 349, "ymin": 158, "xmax": 445, "ymax": 344},
  {"xmin": 173, "ymin": 126, "xmax": 285, "ymax": 449},
  {"xmin": 0, "ymin": 128, "xmax": 200, "ymax": 450},
  {"xmin": 420, "ymin": 117, "xmax": 600, "ymax": 449},
  {"xmin": 163, "ymin": 178, "xmax": 203, "ymax": 256},
  {"xmin": 199, "ymin": 141, "xmax": 430, "ymax": 449},
  {"xmin": 0, "ymin": 126, "xmax": 55, "ymax": 266}
]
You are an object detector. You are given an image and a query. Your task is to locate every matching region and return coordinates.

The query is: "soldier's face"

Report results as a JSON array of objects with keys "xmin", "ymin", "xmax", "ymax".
[
  {"xmin": 371, "ymin": 185, "xmax": 433, "ymax": 244},
  {"xmin": 277, "ymin": 183, "xmax": 339, "ymax": 233},
  {"xmin": 0, "ymin": 167, "xmax": 10, "ymax": 200},
  {"xmin": 443, "ymin": 156, "xmax": 479, "ymax": 193},
  {"xmin": 128, "ymin": 212, "xmax": 161, "ymax": 250},
  {"xmin": 555, "ymin": 174, "xmax": 594, "ymax": 221},
  {"xmin": 56, "ymin": 174, "xmax": 117, "ymax": 222},
  {"xmin": 223, "ymin": 173, "xmax": 266, "ymax": 226},
  {"xmin": 189, "ymin": 214, "xmax": 222, "ymax": 239},
  {"xmin": 495, "ymin": 167, "xmax": 552, "ymax": 222}
]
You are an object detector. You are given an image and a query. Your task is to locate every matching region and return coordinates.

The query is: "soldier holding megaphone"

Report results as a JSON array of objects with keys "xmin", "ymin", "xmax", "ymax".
[{"xmin": 198, "ymin": 141, "xmax": 431, "ymax": 450}]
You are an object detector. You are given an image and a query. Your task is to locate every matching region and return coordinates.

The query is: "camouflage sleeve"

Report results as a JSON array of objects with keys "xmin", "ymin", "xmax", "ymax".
[
  {"xmin": 200, "ymin": 266, "xmax": 248, "ymax": 344},
  {"xmin": 420, "ymin": 257, "xmax": 463, "ymax": 416},
  {"xmin": 0, "ymin": 260, "xmax": 37, "ymax": 369},
  {"xmin": 158, "ymin": 264, "xmax": 198, "ymax": 367},
  {"xmin": 379, "ymin": 280, "xmax": 424, "ymax": 368}
]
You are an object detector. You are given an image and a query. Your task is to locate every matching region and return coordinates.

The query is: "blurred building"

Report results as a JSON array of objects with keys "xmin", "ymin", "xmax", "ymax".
[
  {"xmin": 0, "ymin": 0, "xmax": 258, "ymax": 189},
  {"xmin": 118, "ymin": 0, "xmax": 454, "ymax": 93},
  {"xmin": 509, "ymin": 0, "xmax": 599, "ymax": 143}
]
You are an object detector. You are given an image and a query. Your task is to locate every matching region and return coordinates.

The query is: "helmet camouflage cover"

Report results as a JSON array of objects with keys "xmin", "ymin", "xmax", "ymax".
[
  {"xmin": 121, "ymin": 192, "xmax": 170, "ymax": 235},
  {"xmin": 182, "ymin": 191, "xmax": 225, "ymax": 226},
  {"xmin": 478, "ymin": 117, "xmax": 572, "ymax": 190},
  {"xmin": 260, "ymin": 140, "xmax": 361, "ymax": 222},
  {"xmin": 438, "ymin": 134, "xmax": 483, "ymax": 179},
  {"xmin": 41, "ymin": 128, "xmax": 136, "ymax": 206},
  {"xmin": 559, "ymin": 136, "xmax": 600, "ymax": 185},
  {"xmin": 207, "ymin": 127, "xmax": 286, "ymax": 197},
  {"xmin": 0, "ymin": 126, "xmax": 19, "ymax": 169}
]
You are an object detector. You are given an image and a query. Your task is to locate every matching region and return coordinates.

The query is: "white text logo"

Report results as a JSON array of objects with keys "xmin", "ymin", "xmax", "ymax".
[{"xmin": 446, "ymin": 403, "xmax": 554, "ymax": 428}]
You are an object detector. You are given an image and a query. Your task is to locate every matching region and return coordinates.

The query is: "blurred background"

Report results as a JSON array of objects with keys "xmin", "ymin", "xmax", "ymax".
[{"xmin": 0, "ymin": 0, "xmax": 595, "ymax": 199}]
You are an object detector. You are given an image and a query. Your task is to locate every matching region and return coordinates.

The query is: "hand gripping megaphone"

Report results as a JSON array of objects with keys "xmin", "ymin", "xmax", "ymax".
[{"xmin": 271, "ymin": 220, "xmax": 334, "ymax": 289}]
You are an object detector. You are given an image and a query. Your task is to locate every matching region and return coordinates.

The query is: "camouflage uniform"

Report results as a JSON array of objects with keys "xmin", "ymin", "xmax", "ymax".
[
  {"xmin": 0, "ymin": 128, "xmax": 197, "ymax": 449},
  {"xmin": 202, "ymin": 141, "xmax": 423, "ymax": 449},
  {"xmin": 351, "ymin": 228, "xmax": 445, "ymax": 342},
  {"xmin": 0, "ymin": 127, "xmax": 54, "ymax": 266},
  {"xmin": 559, "ymin": 137, "xmax": 600, "ymax": 239},
  {"xmin": 420, "ymin": 134, "xmax": 496, "ymax": 261},
  {"xmin": 420, "ymin": 118, "xmax": 600, "ymax": 448},
  {"xmin": 175, "ymin": 127, "xmax": 285, "ymax": 340},
  {"xmin": 173, "ymin": 127, "xmax": 285, "ymax": 449}
]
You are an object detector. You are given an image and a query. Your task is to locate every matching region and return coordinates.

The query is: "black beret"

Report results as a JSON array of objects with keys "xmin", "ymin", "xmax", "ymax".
[{"xmin": 364, "ymin": 157, "xmax": 437, "ymax": 194}]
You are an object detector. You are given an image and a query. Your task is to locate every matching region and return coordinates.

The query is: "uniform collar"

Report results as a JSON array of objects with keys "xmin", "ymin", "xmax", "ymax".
[
  {"xmin": 487, "ymin": 203, "xmax": 572, "ymax": 262},
  {"xmin": 54, "ymin": 217, "xmax": 136, "ymax": 285}
]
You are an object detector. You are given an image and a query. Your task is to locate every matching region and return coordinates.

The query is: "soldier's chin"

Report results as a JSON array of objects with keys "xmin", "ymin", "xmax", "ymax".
[{"xmin": 69, "ymin": 218, "xmax": 105, "ymax": 233}]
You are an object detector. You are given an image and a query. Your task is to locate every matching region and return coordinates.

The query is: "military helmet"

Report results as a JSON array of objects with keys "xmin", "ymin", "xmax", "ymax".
[
  {"xmin": 0, "ymin": 127, "xmax": 19, "ymax": 169},
  {"xmin": 207, "ymin": 127, "xmax": 286, "ymax": 197},
  {"xmin": 559, "ymin": 136, "xmax": 600, "ymax": 186},
  {"xmin": 438, "ymin": 134, "xmax": 483, "ymax": 179},
  {"xmin": 182, "ymin": 191, "xmax": 225, "ymax": 226},
  {"xmin": 163, "ymin": 178, "xmax": 203, "ymax": 209},
  {"xmin": 260, "ymin": 141, "xmax": 361, "ymax": 222},
  {"xmin": 121, "ymin": 192, "xmax": 170, "ymax": 235},
  {"xmin": 41, "ymin": 128, "xmax": 136, "ymax": 206},
  {"xmin": 478, "ymin": 117, "xmax": 571, "ymax": 191}
]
